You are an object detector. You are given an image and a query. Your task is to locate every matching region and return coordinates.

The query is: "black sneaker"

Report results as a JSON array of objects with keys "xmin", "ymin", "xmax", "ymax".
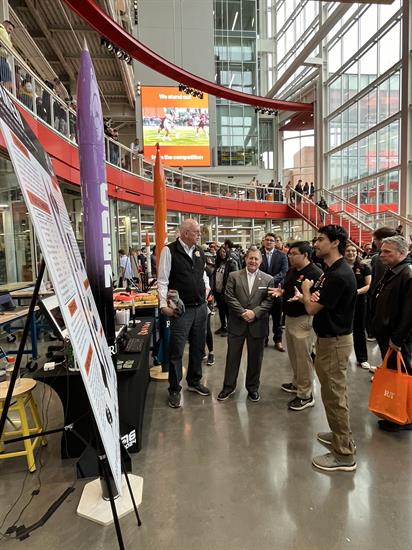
[
  {"xmin": 214, "ymin": 327, "xmax": 226, "ymax": 335},
  {"xmin": 248, "ymin": 391, "xmax": 260, "ymax": 402},
  {"xmin": 378, "ymin": 420, "xmax": 412, "ymax": 432},
  {"xmin": 281, "ymin": 382, "xmax": 297, "ymax": 393},
  {"xmin": 187, "ymin": 383, "xmax": 211, "ymax": 396},
  {"xmin": 217, "ymin": 389, "xmax": 235, "ymax": 401},
  {"xmin": 168, "ymin": 391, "xmax": 181, "ymax": 408},
  {"xmin": 220, "ymin": 329, "xmax": 228, "ymax": 337},
  {"xmin": 206, "ymin": 353, "xmax": 215, "ymax": 366},
  {"xmin": 288, "ymin": 395, "xmax": 315, "ymax": 411}
]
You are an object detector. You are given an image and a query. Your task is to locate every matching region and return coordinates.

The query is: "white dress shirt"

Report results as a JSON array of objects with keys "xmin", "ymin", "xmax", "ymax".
[
  {"xmin": 246, "ymin": 268, "xmax": 258, "ymax": 294},
  {"xmin": 265, "ymin": 249, "xmax": 273, "ymax": 268},
  {"xmin": 157, "ymin": 238, "xmax": 210, "ymax": 308},
  {"xmin": 119, "ymin": 254, "xmax": 134, "ymax": 280}
]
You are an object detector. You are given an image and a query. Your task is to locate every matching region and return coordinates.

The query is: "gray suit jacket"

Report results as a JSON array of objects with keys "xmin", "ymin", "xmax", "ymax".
[{"xmin": 225, "ymin": 269, "xmax": 274, "ymax": 338}]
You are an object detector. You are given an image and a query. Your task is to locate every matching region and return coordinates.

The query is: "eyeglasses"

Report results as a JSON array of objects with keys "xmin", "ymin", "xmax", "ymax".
[{"xmin": 265, "ymin": 238, "xmax": 275, "ymax": 242}]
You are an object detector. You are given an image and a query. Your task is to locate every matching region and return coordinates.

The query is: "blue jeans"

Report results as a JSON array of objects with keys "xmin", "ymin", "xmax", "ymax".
[{"xmin": 168, "ymin": 304, "xmax": 207, "ymax": 393}]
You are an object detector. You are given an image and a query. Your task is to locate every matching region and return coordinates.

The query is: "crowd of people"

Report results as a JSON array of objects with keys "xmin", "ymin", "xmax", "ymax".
[{"xmin": 155, "ymin": 218, "xmax": 412, "ymax": 473}]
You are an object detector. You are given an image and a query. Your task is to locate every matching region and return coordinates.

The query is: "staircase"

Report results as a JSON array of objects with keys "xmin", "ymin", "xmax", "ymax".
[
  {"xmin": 320, "ymin": 189, "xmax": 412, "ymax": 238},
  {"xmin": 289, "ymin": 191, "xmax": 374, "ymax": 247}
]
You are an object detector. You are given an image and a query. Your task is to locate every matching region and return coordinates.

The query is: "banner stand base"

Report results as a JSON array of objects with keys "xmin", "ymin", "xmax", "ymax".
[
  {"xmin": 77, "ymin": 474, "xmax": 143, "ymax": 526},
  {"xmin": 150, "ymin": 365, "xmax": 168, "ymax": 381}
]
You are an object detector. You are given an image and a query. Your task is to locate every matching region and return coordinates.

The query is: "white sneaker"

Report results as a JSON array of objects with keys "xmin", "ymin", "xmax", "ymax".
[
  {"xmin": 369, "ymin": 365, "xmax": 377, "ymax": 373},
  {"xmin": 359, "ymin": 362, "xmax": 370, "ymax": 370}
]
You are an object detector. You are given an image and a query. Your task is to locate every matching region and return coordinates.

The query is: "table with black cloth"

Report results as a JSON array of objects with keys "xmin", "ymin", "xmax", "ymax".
[{"xmin": 33, "ymin": 319, "xmax": 153, "ymax": 458}]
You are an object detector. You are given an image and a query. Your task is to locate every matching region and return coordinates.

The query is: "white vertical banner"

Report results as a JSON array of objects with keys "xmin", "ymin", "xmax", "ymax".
[{"xmin": 0, "ymin": 88, "xmax": 121, "ymax": 493}]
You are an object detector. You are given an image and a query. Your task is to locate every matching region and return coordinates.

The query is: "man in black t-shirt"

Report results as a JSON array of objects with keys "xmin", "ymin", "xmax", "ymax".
[
  {"xmin": 297, "ymin": 225, "xmax": 357, "ymax": 472},
  {"xmin": 270, "ymin": 241, "xmax": 322, "ymax": 411}
]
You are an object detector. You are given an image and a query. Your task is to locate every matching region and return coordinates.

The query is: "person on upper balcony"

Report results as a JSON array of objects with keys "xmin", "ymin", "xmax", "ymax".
[
  {"xmin": 316, "ymin": 197, "xmax": 328, "ymax": 224},
  {"xmin": 294, "ymin": 180, "xmax": 303, "ymax": 204},
  {"xmin": 0, "ymin": 20, "xmax": 14, "ymax": 91},
  {"xmin": 130, "ymin": 138, "xmax": 144, "ymax": 159},
  {"xmin": 309, "ymin": 182, "xmax": 316, "ymax": 200},
  {"xmin": 285, "ymin": 181, "xmax": 293, "ymax": 204}
]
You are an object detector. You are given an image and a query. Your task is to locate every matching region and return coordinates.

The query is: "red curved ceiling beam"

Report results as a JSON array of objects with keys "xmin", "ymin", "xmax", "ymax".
[{"xmin": 62, "ymin": 0, "xmax": 313, "ymax": 113}]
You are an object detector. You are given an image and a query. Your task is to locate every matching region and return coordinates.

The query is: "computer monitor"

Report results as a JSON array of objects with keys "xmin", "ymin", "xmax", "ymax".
[
  {"xmin": 0, "ymin": 292, "xmax": 16, "ymax": 312},
  {"xmin": 39, "ymin": 295, "xmax": 68, "ymax": 340}
]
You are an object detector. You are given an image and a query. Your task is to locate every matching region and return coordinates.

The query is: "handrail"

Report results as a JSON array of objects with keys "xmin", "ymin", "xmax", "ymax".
[
  {"xmin": 319, "ymin": 189, "xmax": 412, "ymax": 235},
  {"xmin": 289, "ymin": 190, "xmax": 373, "ymax": 248},
  {"xmin": 0, "ymin": 39, "xmax": 288, "ymax": 203},
  {"xmin": 318, "ymin": 189, "xmax": 370, "ymax": 222}
]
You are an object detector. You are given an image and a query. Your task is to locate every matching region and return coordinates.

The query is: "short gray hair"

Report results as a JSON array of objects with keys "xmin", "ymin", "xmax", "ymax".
[
  {"xmin": 381, "ymin": 235, "xmax": 409, "ymax": 254},
  {"xmin": 180, "ymin": 218, "xmax": 199, "ymax": 233},
  {"xmin": 246, "ymin": 245, "xmax": 262, "ymax": 258}
]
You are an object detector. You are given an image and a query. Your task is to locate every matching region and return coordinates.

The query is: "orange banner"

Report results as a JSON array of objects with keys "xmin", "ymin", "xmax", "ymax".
[{"xmin": 153, "ymin": 144, "xmax": 167, "ymax": 266}]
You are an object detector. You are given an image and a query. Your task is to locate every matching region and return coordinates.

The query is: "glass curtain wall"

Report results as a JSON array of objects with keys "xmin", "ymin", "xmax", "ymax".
[
  {"xmin": 325, "ymin": 1, "xmax": 403, "ymax": 212},
  {"xmin": 214, "ymin": 0, "xmax": 259, "ymax": 166},
  {"xmin": 0, "ymin": 156, "xmax": 34, "ymax": 284},
  {"xmin": 282, "ymin": 129, "xmax": 315, "ymax": 187},
  {"xmin": 273, "ymin": 1, "xmax": 317, "ymax": 186}
]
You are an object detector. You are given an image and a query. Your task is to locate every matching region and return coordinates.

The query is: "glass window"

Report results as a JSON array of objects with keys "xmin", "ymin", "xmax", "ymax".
[
  {"xmin": 329, "ymin": 153, "xmax": 342, "ymax": 187},
  {"xmin": 378, "ymin": 78, "xmax": 390, "ymax": 122},
  {"xmin": 379, "ymin": 22, "xmax": 401, "ymax": 74},
  {"xmin": 389, "ymin": 73, "xmax": 400, "ymax": 116},
  {"xmin": 379, "ymin": 0, "xmax": 401, "ymax": 26},
  {"xmin": 341, "ymin": 22, "xmax": 358, "ymax": 66},
  {"xmin": 283, "ymin": 130, "xmax": 315, "ymax": 185},
  {"xmin": 388, "ymin": 120, "xmax": 400, "ymax": 168},
  {"xmin": 328, "ymin": 42, "xmax": 341, "ymax": 74},
  {"xmin": 329, "ymin": 78, "xmax": 342, "ymax": 113},
  {"xmin": 377, "ymin": 125, "xmax": 390, "ymax": 171},
  {"xmin": 329, "ymin": 114, "xmax": 342, "ymax": 148},
  {"xmin": 359, "ymin": 5, "xmax": 378, "ymax": 47},
  {"xmin": 359, "ymin": 43, "xmax": 378, "ymax": 83}
]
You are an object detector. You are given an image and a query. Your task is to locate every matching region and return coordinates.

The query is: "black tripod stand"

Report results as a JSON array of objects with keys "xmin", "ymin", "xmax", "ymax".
[
  {"xmin": 0, "ymin": 259, "xmax": 142, "ymax": 549},
  {"xmin": 4, "ymin": 423, "xmax": 142, "ymax": 547}
]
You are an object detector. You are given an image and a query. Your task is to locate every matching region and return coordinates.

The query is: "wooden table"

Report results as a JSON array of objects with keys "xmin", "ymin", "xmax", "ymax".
[
  {"xmin": 0, "ymin": 282, "xmax": 35, "ymax": 293},
  {"xmin": 10, "ymin": 290, "xmax": 54, "ymax": 301},
  {"xmin": 0, "ymin": 306, "xmax": 40, "ymax": 360}
]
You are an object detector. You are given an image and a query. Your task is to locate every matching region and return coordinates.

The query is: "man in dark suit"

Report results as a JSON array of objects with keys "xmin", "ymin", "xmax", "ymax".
[
  {"xmin": 217, "ymin": 246, "xmax": 273, "ymax": 402},
  {"xmin": 260, "ymin": 232, "xmax": 288, "ymax": 351}
]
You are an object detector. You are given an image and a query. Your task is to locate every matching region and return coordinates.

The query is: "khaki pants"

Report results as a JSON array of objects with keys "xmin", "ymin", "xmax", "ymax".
[
  {"xmin": 315, "ymin": 335, "xmax": 355, "ymax": 456},
  {"xmin": 285, "ymin": 315, "xmax": 315, "ymax": 399}
]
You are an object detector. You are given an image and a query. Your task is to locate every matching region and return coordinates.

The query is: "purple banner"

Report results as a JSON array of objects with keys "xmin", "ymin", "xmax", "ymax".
[{"xmin": 77, "ymin": 45, "xmax": 115, "ymax": 351}]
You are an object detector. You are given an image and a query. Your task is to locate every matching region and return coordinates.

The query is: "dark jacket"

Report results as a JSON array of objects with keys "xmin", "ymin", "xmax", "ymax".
[
  {"xmin": 225, "ymin": 269, "xmax": 273, "ymax": 338},
  {"xmin": 371, "ymin": 259, "xmax": 412, "ymax": 347},
  {"xmin": 260, "ymin": 249, "xmax": 288, "ymax": 286},
  {"xmin": 168, "ymin": 240, "xmax": 206, "ymax": 306},
  {"xmin": 211, "ymin": 256, "xmax": 238, "ymax": 293}
]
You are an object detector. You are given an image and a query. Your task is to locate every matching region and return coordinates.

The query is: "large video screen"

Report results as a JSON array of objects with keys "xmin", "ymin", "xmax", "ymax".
[{"xmin": 141, "ymin": 86, "xmax": 210, "ymax": 167}]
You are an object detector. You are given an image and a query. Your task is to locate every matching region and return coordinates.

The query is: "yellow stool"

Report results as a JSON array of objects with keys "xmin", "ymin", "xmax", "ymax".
[{"xmin": 0, "ymin": 379, "xmax": 47, "ymax": 472}]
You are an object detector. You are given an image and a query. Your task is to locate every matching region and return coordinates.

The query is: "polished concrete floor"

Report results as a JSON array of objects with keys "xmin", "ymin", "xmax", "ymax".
[{"xmin": 1, "ymin": 319, "xmax": 412, "ymax": 550}]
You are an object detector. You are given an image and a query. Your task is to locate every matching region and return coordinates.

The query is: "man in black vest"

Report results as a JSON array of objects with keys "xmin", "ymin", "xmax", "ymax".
[{"xmin": 158, "ymin": 219, "xmax": 211, "ymax": 408}]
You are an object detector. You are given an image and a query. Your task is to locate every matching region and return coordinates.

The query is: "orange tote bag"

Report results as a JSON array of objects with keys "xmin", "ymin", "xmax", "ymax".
[{"xmin": 368, "ymin": 349, "xmax": 411, "ymax": 425}]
